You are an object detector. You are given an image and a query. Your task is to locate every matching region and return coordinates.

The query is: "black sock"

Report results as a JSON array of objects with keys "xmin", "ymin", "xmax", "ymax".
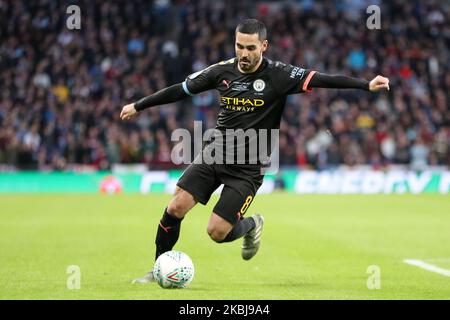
[
  {"xmin": 155, "ymin": 208, "xmax": 183, "ymax": 260},
  {"xmin": 220, "ymin": 217, "xmax": 256, "ymax": 243}
]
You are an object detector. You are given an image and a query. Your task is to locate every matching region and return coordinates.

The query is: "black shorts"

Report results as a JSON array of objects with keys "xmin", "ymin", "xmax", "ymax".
[{"xmin": 176, "ymin": 160, "xmax": 264, "ymax": 225}]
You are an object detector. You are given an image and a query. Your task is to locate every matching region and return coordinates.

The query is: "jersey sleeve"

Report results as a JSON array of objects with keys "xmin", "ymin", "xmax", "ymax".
[
  {"xmin": 182, "ymin": 64, "xmax": 219, "ymax": 96},
  {"xmin": 272, "ymin": 63, "xmax": 317, "ymax": 95}
]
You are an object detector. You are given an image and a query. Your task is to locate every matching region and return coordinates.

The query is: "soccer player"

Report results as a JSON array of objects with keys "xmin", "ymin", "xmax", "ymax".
[{"xmin": 120, "ymin": 19, "xmax": 390, "ymax": 283}]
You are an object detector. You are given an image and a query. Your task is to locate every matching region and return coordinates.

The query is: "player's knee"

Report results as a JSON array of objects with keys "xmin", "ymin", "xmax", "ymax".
[
  {"xmin": 206, "ymin": 225, "xmax": 228, "ymax": 243},
  {"xmin": 167, "ymin": 188, "xmax": 195, "ymax": 218},
  {"xmin": 167, "ymin": 200, "xmax": 187, "ymax": 219}
]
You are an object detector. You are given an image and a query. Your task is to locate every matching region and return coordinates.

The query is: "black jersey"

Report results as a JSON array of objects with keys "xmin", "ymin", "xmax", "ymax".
[
  {"xmin": 182, "ymin": 57, "xmax": 316, "ymax": 166},
  {"xmin": 183, "ymin": 57, "xmax": 315, "ymax": 130}
]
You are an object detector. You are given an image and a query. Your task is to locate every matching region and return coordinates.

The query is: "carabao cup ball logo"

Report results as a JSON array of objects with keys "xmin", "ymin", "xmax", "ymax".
[{"xmin": 253, "ymin": 79, "xmax": 265, "ymax": 92}]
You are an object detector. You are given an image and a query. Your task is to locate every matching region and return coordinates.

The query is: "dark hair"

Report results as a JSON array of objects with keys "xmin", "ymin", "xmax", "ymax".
[{"xmin": 235, "ymin": 19, "xmax": 267, "ymax": 41}]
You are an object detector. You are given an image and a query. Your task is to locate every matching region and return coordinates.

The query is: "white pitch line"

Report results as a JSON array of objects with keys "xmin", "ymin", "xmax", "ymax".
[{"xmin": 403, "ymin": 259, "xmax": 450, "ymax": 277}]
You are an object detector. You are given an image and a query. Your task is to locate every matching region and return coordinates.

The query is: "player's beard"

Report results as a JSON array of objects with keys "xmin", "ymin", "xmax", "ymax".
[{"xmin": 239, "ymin": 54, "xmax": 260, "ymax": 72}]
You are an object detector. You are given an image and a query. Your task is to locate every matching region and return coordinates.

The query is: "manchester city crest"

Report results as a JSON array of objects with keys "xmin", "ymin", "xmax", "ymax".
[{"xmin": 253, "ymin": 79, "xmax": 265, "ymax": 92}]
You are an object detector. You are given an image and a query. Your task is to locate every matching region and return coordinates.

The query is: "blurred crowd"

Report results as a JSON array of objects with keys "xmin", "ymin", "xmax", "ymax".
[{"xmin": 0, "ymin": 0, "xmax": 448, "ymax": 171}]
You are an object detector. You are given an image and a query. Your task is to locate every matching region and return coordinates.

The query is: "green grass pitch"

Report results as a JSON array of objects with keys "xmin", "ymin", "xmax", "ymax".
[{"xmin": 0, "ymin": 193, "xmax": 449, "ymax": 299}]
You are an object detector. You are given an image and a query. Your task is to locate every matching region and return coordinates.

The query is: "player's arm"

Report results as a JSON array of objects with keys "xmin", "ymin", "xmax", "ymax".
[
  {"xmin": 273, "ymin": 64, "xmax": 389, "ymax": 95},
  {"xmin": 120, "ymin": 65, "xmax": 217, "ymax": 121},
  {"xmin": 120, "ymin": 83, "xmax": 188, "ymax": 120},
  {"xmin": 308, "ymin": 72, "xmax": 390, "ymax": 92}
]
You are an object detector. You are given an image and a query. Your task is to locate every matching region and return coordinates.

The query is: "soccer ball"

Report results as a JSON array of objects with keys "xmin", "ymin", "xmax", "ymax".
[{"xmin": 153, "ymin": 251, "xmax": 195, "ymax": 289}]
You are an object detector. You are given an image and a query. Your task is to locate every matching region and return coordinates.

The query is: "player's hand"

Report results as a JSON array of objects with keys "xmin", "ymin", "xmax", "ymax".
[
  {"xmin": 120, "ymin": 103, "xmax": 138, "ymax": 121},
  {"xmin": 369, "ymin": 75, "xmax": 390, "ymax": 92}
]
